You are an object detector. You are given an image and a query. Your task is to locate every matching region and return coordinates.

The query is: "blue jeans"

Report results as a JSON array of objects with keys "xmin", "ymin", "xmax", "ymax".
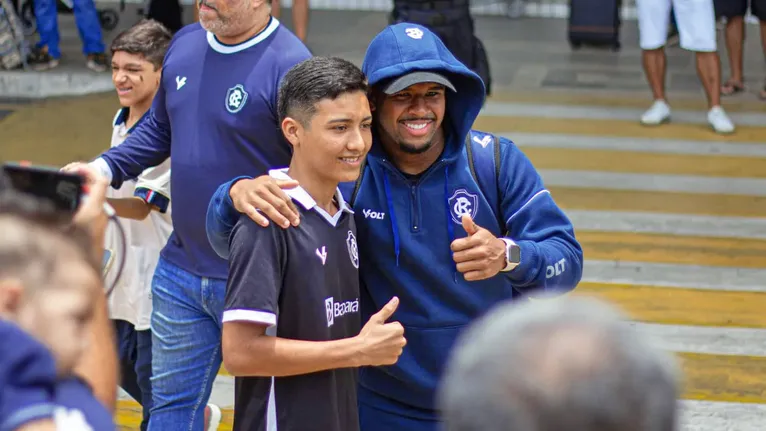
[
  {"xmin": 33, "ymin": 0, "xmax": 105, "ymax": 58},
  {"xmin": 114, "ymin": 320, "xmax": 153, "ymax": 431},
  {"xmin": 148, "ymin": 257, "xmax": 226, "ymax": 431}
]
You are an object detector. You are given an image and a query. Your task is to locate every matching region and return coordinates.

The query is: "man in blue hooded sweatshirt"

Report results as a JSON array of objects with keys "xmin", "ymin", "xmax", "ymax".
[{"xmin": 205, "ymin": 23, "xmax": 583, "ymax": 430}]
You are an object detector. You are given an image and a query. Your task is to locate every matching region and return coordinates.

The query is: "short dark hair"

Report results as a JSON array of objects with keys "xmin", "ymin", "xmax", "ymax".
[
  {"xmin": 277, "ymin": 57, "xmax": 368, "ymax": 125},
  {"xmin": 110, "ymin": 19, "xmax": 172, "ymax": 70}
]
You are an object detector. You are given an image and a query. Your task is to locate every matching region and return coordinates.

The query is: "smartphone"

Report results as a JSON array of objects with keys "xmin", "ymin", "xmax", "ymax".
[
  {"xmin": 1, "ymin": 162, "xmax": 84, "ymax": 213},
  {"xmin": 102, "ymin": 248, "xmax": 114, "ymax": 277}
]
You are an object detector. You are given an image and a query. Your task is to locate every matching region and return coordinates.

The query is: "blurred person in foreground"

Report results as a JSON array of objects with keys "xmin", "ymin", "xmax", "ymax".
[
  {"xmin": 0, "ymin": 166, "xmax": 118, "ymax": 430},
  {"xmin": 438, "ymin": 296, "xmax": 680, "ymax": 431},
  {"xmin": 715, "ymin": 0, "xmax": 766, "ymax": 98},
  {"xmin": 637, "ymin": 0, "xmax": 735, "ymax": 133}
]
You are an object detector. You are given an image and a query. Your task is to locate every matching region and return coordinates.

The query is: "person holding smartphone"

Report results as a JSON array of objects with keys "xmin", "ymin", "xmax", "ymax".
[{"xmin": 0, "ymin": 165, "xmax": 118, "ymax": 431}]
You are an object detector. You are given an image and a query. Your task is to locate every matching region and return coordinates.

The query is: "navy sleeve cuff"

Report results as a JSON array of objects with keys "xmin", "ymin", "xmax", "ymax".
[
  {"xmin": 134, "ymin": 187, "xmax": 170, "ymax": 213},
  {"xmin": 505, "ymin": 240, "xmax": 541, "ymax": 286}
]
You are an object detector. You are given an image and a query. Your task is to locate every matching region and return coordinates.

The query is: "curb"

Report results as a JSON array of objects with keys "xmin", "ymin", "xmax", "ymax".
[{"xmin": 0, "ymin": 70, "xmax": 114, "ymax": 99}]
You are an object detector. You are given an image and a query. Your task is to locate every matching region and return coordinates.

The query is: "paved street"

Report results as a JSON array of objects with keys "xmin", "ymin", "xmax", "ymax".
[
  {"xmin": 2, "ymin": 7, "xmax": 766, "ymax": 431},
  {"xmin": 5, "ymin": 89, "xmax": 763, "ymax": 431}
]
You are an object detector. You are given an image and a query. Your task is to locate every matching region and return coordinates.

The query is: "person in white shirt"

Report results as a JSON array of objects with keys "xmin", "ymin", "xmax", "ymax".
[
  {"xmin": 104, "ymin": 19, "xmax": 222, "ymax": 431},
  {"xmin": 637, "ymin": 0, "xmax": 735, "ymax": 134}
]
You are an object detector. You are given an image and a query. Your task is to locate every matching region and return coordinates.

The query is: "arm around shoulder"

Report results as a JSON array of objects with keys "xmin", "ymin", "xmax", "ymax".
[
  {"xmin": 206, "ymin": 177, "xmax": 252, "ymax": 259},
  {"xmin": 497, "ymin": 140, "xmax": 583, "ymax": 294}
]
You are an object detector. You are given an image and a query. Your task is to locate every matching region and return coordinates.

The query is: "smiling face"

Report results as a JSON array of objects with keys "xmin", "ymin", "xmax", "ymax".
[
  {"xmin": 111, "ymin": 50, "xmax": 161, "ymax": 108},
  {"xmin": 284, "ymin": 90, "xmax": 373, "ymax": 185},
  {"xmin": 375, "ymin": 82, "xmax": 448, "ymax": 155}
]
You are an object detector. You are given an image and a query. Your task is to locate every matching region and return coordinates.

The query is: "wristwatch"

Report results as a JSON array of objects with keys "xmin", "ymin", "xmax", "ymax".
[{"xmin": 500, "ymin": 238, "xmax": 521, "ymax": 272}]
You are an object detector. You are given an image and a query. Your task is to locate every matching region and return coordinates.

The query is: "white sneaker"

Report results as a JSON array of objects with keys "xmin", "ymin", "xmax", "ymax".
[
  {"xmin": 205, "ymin": 404, "xmax": 222, "ymax": 431},
  {"xmin": 707, "ymin": 106, "xmax": 735, "ymax": 134},
  {"xmin": 640, "ymin": 100, "xmax": 671, "ymax": 125}
]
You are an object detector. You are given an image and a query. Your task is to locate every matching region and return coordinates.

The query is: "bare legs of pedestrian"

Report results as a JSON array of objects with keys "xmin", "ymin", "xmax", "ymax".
[
  {"xmin": 722, "ymin": 16, "xmax": 746, "ymax": 95},
  {"xmin": 640, "ymin": 47, "xmax": 734, "ymax": 133},
  {"xmin": 271, "ymin": 0, "xmax": 308, "ymax": 42}
]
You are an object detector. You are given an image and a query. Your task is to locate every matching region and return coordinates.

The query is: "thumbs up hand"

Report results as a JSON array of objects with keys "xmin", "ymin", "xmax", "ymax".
[
  {"xmin": 356, "ymin": 297, "xmax": 407, "ymax": 367},
  {"xmin": 450, "ymin": 214, "xmax": 508, "ymax": 281}
]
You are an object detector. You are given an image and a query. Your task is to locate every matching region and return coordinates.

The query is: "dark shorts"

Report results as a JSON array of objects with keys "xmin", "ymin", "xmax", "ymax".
[{"xmin": 715, "ymin": 0, "xmax": 766, "ymax": 20}]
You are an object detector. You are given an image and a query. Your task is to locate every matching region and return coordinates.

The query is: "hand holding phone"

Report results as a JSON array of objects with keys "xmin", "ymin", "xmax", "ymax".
[{"xmin": 2, "ymin": 162, "xmax": 84, "ymax": 213}]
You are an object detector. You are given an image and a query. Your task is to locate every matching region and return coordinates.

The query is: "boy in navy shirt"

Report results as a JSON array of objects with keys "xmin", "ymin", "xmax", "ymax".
[{"xmin": 222, "ymin": 57, "xmax": 406, "ymax": 431}]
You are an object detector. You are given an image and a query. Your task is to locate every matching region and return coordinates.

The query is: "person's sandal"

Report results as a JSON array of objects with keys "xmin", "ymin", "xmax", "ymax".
[{"xmin": 721, "ymin": 79, "xmax": 745, "ymax": 96}]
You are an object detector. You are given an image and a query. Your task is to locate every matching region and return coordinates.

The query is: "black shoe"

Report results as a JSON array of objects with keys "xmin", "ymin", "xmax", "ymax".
[
  {"xmin": 27, "ymin": 46, "xmax": 60, "ymax": 71},
  {"xmin": 86, "ymin": 52, "xmax": 108, "ymax": 72}
]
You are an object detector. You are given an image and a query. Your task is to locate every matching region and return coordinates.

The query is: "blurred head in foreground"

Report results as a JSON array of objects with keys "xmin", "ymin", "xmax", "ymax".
[
  {"xmin": 438, "ymin": 296, "xmax": 680, "ymax": 431},
  {"xmin": 0, "ymin": 198, "xmax": 99, "ymax": 376}
]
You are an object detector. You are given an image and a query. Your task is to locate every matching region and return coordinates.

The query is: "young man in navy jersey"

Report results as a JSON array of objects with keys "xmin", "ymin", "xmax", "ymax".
[
  {"xmin": 63, "ymin": 0, "xmax": 311, "ymax": 428},
  {"xmin": 222, "ymin": 57, "xmax": 406, "ymax": 431},
  {"xmin": 208, "ymin": 23, "xmax": 583, "ymax": 431}
]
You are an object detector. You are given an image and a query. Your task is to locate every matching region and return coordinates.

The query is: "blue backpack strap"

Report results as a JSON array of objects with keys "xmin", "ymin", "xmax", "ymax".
[{"xmin": 465, "ymin": 130, "xmax": 505, "ymax": 234}]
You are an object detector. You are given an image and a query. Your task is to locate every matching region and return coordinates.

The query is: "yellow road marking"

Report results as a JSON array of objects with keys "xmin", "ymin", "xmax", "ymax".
[
  {"xmin": 550, "ymin": 186, "xmax": 766, "ymax": 218},
  {"xmin": 523, "ymin": 147, "xmax": 766, "ymax": 178},
  {"xmin": 575, "ymin": 282, "xmax": 766, "ymax": 328},
  {"xmin": 680, "ymin": 352, "xmax": 766, "ymax": 404},
  {"xmin": 473, "ymin": 116, "xmax": 766, "ymax": 144},
  {"xmin": 115, "ymin": 400, "xmax": 234, "ymax": 430},
  {"xmin": 578, "ymin": 230, "xmax": 766, "ymax": 269},
  {"xmin": 487, "ymin": 91, "xmax": 766, "ymax": 113}
]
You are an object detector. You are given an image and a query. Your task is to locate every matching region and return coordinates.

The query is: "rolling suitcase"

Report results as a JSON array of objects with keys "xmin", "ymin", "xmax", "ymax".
[{"xmin": 568, "ymin": 0, "xmax": 622, "ymax": 51}]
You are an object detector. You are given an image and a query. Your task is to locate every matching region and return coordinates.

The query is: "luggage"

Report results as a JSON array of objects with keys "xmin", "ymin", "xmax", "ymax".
[
  {"xmin": 0, "ymin": 0, "xmax": 28, "ymax": 70},
  {"xmin": 391, "ymin": 0, "xmax": 492, "ymax": 96},
  {"xmin": 568, "ymin": 0, "xmax": 622, "ymax": 51}
]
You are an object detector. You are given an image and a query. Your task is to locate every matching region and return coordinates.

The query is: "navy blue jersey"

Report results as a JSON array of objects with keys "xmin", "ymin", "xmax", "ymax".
[
  {"xmin": 98, "ymin": 18, "xmax": 311, "ymax": 279},
  {"xmin": 0, "ymin": 322, "xmax": 57, "ymax": 431},
  {"xmin": 52, "ymin": 377, "xmax": 115, "ymax": 431},
  {"xmin": 0, "ymin": 322, "xmax": 116, "ymax": 431},
  {"xmin": 224, "ymin": 170, "xmax": 361, "ymax": 431}
]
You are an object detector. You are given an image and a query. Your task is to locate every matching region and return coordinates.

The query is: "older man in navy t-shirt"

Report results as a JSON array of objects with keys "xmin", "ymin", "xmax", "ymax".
[{"xmin": 66, "ymin": 1, "xmax": 312, "ymax": 428}]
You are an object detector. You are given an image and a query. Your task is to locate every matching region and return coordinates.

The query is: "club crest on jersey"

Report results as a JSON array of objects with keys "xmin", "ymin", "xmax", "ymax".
[
  {"xmin": 225, "ymin": 84, "xmax": 248, "ymax": 114},
  {"xmin": 346, "ymin": 230, "xmax": 359, "ymax": 269},
  {"xmin": 448, "ymin": 189, "xmax": 479, "ymax": 224}
]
